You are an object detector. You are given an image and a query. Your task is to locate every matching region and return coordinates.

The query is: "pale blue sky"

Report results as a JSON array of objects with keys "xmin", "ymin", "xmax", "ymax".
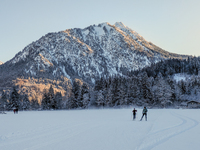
[{"xmin": 0, "ymin": 0, "xmax": 200, "ymax": 63}]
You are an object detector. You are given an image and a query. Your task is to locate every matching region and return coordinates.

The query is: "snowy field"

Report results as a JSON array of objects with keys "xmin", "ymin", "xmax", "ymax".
[{"xmin": 0, "ymin": 108, "xmax": 200, "ymax": 150}]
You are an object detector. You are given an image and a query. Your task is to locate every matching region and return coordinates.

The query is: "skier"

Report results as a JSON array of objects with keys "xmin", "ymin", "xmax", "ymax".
[
  {"xmin": 15, "ymin": 108, "xmax": 18, "ymax": 114},
  {"xmin": 13, "ymin": 107, "xmax": 18, "ymax": 114},
  {"xmin": 132, "ymin": 108, "xmax": 137, "ymax": 120},
  {"xmin": 140, "ymin": 107, "xmax": 148, "ymax": 121}
]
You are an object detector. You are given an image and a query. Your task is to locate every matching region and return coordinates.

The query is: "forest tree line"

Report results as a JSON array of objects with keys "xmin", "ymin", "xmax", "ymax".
[{"xmin": 1, "ymin": 57, "xmax": 200, "ymax": 111}]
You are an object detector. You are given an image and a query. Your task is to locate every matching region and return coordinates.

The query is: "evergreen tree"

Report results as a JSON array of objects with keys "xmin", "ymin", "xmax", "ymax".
[
  {"xmin": 94, "ymin": 78, "xmax": 104, "ymax": 91},
  {"xmin": 82, "ymin": 92, "xmax": 90, "ymax": 108},
  {"xmin": 138, "ymin": 71, "xmax": 153, "ymax": 102},
  {"xmin": 111, "ymin": 77, "xmax": 121, "ymax": 106},
  {"xmin": 0, "ymin": 91, "xmax": 7, "ymax": 113},
  {"xmin": 179, "ymin": 80, "xmax": 186, "ymax": 95},
  {"xmin": 104, "ymin": 85, "xmax": 113, "ymax": 107},
  {"xmin": 166, "ymin": 76, "xmax": 176, "ymax": 102},
  {"xmin": 8, "ymin": 87, "xmax": 20, "ymax": 110},
  {"xmin": 21, "ymin": 94, "xmax": 31, "ymax": 110},
  {"xmin": 71, "ymin": 80, "xmax": 81, "ymax": 108},
  {"xmin": 118, "ymin": 78, "xmax": 127, "ymax": 106},
  {"xmin": 129, "ymin": 77, "xmax": 140, "ymax": 105},
  {"xmin": 41, "ymin": 89, "xmax": 51, "ymax": 110},
  {"xmin": 54, "ymin": 92, "xmax": 62, "ymax": 109},
  {"xmin": 96, "ymin": 90, "xmax": 104, "ymax": 107},
  {"xmin": 48, "ymin": 85, "xmax": 56, "ymax": 109},
  {"xmin": 66, "ymin": 92, "xmax": 78, "ymax": 109},
  {"xmin": 80, "ymin": 83, "xmax": 90, "ymax": 108},
  {"xmin": 31, "ymin": 99, "xmax": 40, "ymax": 110},
  {"xmin": 152, "ymin": 73, "xmax": 173, "ymax": 107}
]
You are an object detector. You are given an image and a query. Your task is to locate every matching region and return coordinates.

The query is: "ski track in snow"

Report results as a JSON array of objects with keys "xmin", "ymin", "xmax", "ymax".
[
  {"xmin": 136, "ymin": 111, "xmax": 199, "ymax": 150},
  {"xmin": 26, "ymin": 123, "xmax": 104, "ymax": 150},
  {"xmin": 0, "ymin": 109, "xmax": 199, "ymax": 150},
  {"xmin": 0, "ymin": 119, "xmax": 103, "ymax": 149}
]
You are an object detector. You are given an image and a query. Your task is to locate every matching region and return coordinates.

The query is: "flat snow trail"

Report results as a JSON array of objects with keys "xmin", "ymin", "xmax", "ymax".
[
  {"xmin": 0, "ymin": 109, "xmax": 200, "ymax": 150},
  {"xmin": 136, "ymin": 110, "xmax": 199, "ymax": 150}
]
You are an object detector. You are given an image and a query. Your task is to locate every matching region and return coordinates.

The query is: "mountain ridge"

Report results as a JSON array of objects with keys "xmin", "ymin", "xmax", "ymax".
[
  {"xmin": 0, "ymin": 22, "xmax": 190, "ymax": 102},
  {"xmin": 7, "ymin": 22, "xmax": 188, "ymax": 77}
]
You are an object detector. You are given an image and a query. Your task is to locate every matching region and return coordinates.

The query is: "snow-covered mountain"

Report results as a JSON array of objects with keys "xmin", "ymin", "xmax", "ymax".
[
  {"xmin": 3, "ymin": 22, "xmax": 188, "ymax": 84},
  {"xmin": 0, "ymin": 61, "xmax": 3, "ymax": 65},
  {"xmin": 0, "ymin": 22, "xmax": 191, "ymax": 104}
]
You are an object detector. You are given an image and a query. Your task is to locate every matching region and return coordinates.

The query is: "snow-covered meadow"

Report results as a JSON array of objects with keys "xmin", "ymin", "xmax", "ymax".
[{"xmin": 0, "ymin": 108, "xmax": 200, "ymax": 150}]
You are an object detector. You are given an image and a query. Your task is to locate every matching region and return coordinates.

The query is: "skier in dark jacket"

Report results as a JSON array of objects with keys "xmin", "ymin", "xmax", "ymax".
[
  {"xmin": 140, "ymin": 107, "xmax": 148, "ymax": 121},
  {"xmin": 132, "ymin": 108, "xmax": 137, "ymax": 120}
]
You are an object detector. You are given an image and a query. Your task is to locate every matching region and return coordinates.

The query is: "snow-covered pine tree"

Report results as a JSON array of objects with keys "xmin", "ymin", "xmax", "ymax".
[
  {"xmin": 118, "ymin": 78, "xmax": 127, "ymax": 106},
  {"xmin": 31, "ymin": 99, "xmax": 40, "ymax": 110},
  {"xmin": 8, "ymin": 87, "xmax": 20, "ymax": 110},
  {"xmin": 94, "ymin": 77, "xmax": 104, "ymax": 91},
  {"xmin": 111, "ymin": 77, "xmax": 121, "ymax": 106},
  {"xmin": 55, "ymin": 92, "xmax": 62, "ymax": 109},
  {"xmin": 41, "ymin": 89, "xmax": 51, "ymax": 110},
  {"xmin": 152, "ymin": 73, "xmax": 173, "ymax": 107},
  {"xmin": 129, "ymin": 77, "xmax": 140, "ymax": 105},
  {"xmin": 72, "ymin": 80, "xmax": 81, "ymax": 108},
  {"xmin": 138, "ymin": 71, "xmax": 153, "ymax": 102},
  {"xmin": 94, "ymin": 77, "xmax": 106, "ymax": 107},
  {"xmin": 104, "ymin": 85, "xmax": 113, "ymax": 107},
  {"xmin": 48, "ymin": 85, "xmax": 56, "ymax": 109},
  {"xmin": 21, "ymin": 94, "xmax": 31, "ymax": 111},
  {"xmin": 82, "ymin": 92, "xmax": 90, "ymax": 108},
  {"xmin": 179, "ymin": 80, "xmax": 186, "ymax": 95},
  {"xmin": 0, "ymin": 91, "xmax": 7, "ymax": 113},
  {"xmin": 166, "ymin": 76, "xmax": 176, "ymax": 103},
  {"xmin": 80, "ymin": 83, "xmax": 90, "ymax": 108},
  {"xmin": 66, "ymin": 93, "xmax": 78, "ymax": 109},
  {"xmin": 96, "ymin": 90, "xmax": 104, "ymax": 107}
]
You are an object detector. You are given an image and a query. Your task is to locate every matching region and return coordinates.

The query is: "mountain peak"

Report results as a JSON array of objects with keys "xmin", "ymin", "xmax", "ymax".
[
  {"xmin": 0, "ymin": 22, "xmax": 189, "ymax": 103},
  {"xmin": 5, "ymin": 22, "xmax": 188, "ymax": 83},
  {"xmin": 98, "ymin": 22, "xmax": 111, "ymax": 26},
  {"xmin": 114, "ymin": 22, "xmax": 126, "ymax": 28}
]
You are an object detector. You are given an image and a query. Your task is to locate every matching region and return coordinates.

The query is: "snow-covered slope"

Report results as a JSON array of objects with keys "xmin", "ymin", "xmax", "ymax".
[
  {"xmin": 0, "ymin": 109, "xmax": 199, "ymax": 150},
  {"xmin": 5, "ymin": 22, "xmax": 188, "ymax": 83},
  {"xmin": 173, "ymin": 73, "xmax": 192, "ymax": 82},
  {"xmin": 0, "ymin": 61, "xmax": 3, "ymax": 65}
]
